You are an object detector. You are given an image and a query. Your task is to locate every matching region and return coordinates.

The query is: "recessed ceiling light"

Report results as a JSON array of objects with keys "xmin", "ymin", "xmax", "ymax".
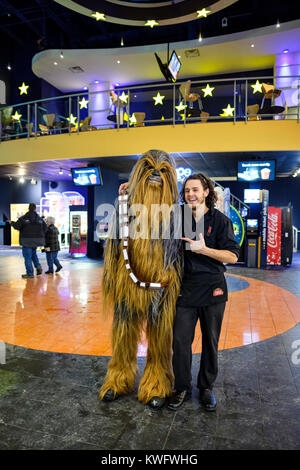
[
  {"xmin": 283, "ymin": 49, "xmax": 289, "ymax": 53},
  {"xmin": 251, "ymin": 44, "xmax": 254, "ymax": 48},
  {"xmin": 276, "ymin": 20, "xmax": 280, "ymax": 28},
  {"xmin": 60, "ymin": 51, "xmax": 64, "ymax": 59},
  {"xmin": 59, "ymin": 169, "xmax": 63, "ymax": 175},
  {"xmin": 117, "ymin": 60, "xmax": 120, "ymax": 64},
  {"xmin": 19, "ymin": 176, "xmax": 25, "ymax": 184},
  {"xmin": 54, "ymin": 61, "xmax": 58, "ymax": 65},
  {"xmin": 115, "ymin": 83, "xmax": 120, "ymax": 86},
  {"xmin": 7, "ymin": 64, "xmax": 11, "ymax": 70},
  {"xmin": 94, "ymin": 80, "xmax": 99, "ymax": 84}
]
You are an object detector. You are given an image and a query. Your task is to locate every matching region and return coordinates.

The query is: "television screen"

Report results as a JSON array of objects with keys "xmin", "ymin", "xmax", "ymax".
[
  {"xmin": 246, "ymin": 219, "xmax": 258, "ymax": 229},
  {"xmin": 167, "ymin": 50, "xmax": 181, "ymax": 82},
  {"xmin": 237, "ymin": 160, "xmax": 276, "ymax": 182},
  {"xmin": 71, "ymin": 167, "xmax": 103, "ymax": 186},
  {"xmin": 244, "ymin": 189, "xmax": 261, "ymax": 203}
]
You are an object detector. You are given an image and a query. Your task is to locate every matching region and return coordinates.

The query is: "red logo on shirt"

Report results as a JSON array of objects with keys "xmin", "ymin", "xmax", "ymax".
[{"xmin": 213, "ymin": 288, "xmax": 224, "ymax": 296}]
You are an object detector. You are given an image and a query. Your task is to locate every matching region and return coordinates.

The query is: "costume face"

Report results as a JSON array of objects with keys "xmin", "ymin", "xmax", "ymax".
[
  {"xmin": 129, "ymin": 150, "xmax": 178, "ymax": 206},
  {"xmin": 184, "ymin": 179, "xmax": 209, "ymax": 209}
]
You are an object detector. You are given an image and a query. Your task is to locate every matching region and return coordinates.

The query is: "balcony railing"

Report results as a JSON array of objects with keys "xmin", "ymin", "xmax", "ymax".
[{"xmin": 0, "ymin": 75, "xmax": 299, "ymax": 141}]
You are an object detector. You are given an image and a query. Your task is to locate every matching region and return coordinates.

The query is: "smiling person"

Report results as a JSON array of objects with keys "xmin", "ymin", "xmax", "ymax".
[{"xmin": 167, "ymin": 173, "xmax": 240, "ymax": 412}]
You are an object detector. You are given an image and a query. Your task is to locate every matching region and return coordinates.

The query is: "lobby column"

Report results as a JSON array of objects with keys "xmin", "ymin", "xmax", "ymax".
[
  {"xmin": 88, "ymin": 81, "xmax": 113, "ymax": 129},
  {"xmin": 274, "ymin": 51, "xmax": 300, "ymax": 119}
]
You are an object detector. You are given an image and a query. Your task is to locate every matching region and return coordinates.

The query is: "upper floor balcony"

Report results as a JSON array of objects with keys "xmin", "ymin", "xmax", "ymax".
[{"xmin": 1, "ymin": 75, "xmax": 300, "ymax": 166}]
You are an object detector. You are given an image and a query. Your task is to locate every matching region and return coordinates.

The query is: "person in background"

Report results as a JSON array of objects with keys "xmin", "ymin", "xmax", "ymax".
[
  {"xmin": 7, "ymin": 203, "xmax": 46, "ymax": 279},
  {"xmin": 44, "ymin": 216, "xmax": 63, "ymax": 274}
]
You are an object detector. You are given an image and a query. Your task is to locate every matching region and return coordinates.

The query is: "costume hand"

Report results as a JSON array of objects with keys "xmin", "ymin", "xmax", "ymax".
[
  {"xmin": 119, "ymin": 182, "xmax": 129, "ymax": 195},
  {"xmin": 182, "ymin": 233, "xmax": 206, "ymax": 253}
]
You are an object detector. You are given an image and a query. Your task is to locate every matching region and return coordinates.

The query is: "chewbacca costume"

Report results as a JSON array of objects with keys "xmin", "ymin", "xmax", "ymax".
[{"xmin": 99, "ymin": 149, "xmax": 182, "ymax": 406}]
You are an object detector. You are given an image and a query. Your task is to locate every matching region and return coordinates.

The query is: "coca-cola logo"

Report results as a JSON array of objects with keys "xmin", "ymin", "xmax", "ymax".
[{"xmin": 268, "ymin": 213, "xmax": 279, "ymax": 249}]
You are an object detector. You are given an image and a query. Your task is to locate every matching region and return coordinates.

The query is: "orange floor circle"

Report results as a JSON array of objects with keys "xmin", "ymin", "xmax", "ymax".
[{"xmin": 0, "ymin": 268, "xmax": 299, "ymax": 356}]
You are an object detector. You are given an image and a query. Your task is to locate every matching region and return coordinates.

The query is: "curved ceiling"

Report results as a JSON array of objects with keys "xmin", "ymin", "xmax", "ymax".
[
  {"xmin": 55, "ymin": 0, "xmax": 238, "ymax": 26},
  {"xmin": 32, "ymin": 19, "xmax": 300, "ymax": 92}
]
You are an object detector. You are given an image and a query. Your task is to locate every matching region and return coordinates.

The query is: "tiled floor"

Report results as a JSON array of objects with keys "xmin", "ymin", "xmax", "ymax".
[{"xmin": 0, "ymin": 247, "xmax": 299, "ymax": 450}]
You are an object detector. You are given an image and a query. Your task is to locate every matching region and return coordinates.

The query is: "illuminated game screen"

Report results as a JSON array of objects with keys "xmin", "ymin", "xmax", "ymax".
[
  {"xmin": 244, "ymin": 189, "xmax": 261, "ymax": 203},
  {"xmin": 167, "ymin": 50, "xmax": 181, "ymax": 82},
  {"xmin": 247, "ymin": 219, "xmax": 258, "ymax": 229},
  {"xmin": 71, "ymin": 167, "xmax": 102, "ymax": 186},
  {"xmin": 237, "ymin": 160, "xmax": 276, "ymax": 182}
]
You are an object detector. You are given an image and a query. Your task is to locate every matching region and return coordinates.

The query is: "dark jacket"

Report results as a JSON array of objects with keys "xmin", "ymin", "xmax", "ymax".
[
  {"xmin": 11, "ymin": 210, "xmax": 46, "ymax": 247},
  {"xmin": 45, "ymin": 224, "xmax": 60, "ymax": 252}
]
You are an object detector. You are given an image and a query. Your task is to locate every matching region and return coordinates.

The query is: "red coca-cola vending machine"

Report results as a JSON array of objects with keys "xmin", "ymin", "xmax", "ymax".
[{"xmin": 267, "ymin": 206, "xmax": 293, "ymax": 266}]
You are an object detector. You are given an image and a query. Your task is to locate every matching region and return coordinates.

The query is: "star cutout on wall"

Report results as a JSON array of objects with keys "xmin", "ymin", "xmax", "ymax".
[
  {"xmin": 153, "ymin": 92, "xmax": 165, "ymax": 105},
  {"xmin": 175, "ymin": 101, "xmax": 187, "ymax": 112},
  {"xmin": 220, "ymin": 104, "xmax": 235, "ymax": 117},
  {"xmin": 12, "ymin": 111, "xmax": 22, "ymax": 121},
  {"xmin": 129, "ymin": 114, "xmax": 137, "ymax": 125},
  {"xmin": 251, "ymin": 80, "xmax": 263, "ymax": 94},
  {"xmin": 91, "ymin": 12, "xmax": 106, "ymax": 21},
  {"xmin": 197, "ymin": 8, "xmax": 211, "ymax": 18},
  {"xmin": 119, "ymin": 92, "xmax": 129, "ymax": 104},
  {"xmin": 67, "ymin": 114, "xmax": 77, "ymax": 125},
  {"xmin": 145, "ymin": 20, "xmax": 159, "ymax": 28},
  {"xmin": 18, "ymin": 82, "xmax": 29, "ymax": 95},
  {"xmin": 202, "ymin": 84, "xmax": 215, "ymax": 97},
  {"xmin": 79, "ymin": 98, "xmax": 89, "ymax": 109}
]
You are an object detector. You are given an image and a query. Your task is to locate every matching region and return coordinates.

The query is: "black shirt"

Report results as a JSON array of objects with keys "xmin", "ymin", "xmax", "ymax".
[{"xmin": 177, "ymin": 205, "xmax": 240, "ymax": 308}]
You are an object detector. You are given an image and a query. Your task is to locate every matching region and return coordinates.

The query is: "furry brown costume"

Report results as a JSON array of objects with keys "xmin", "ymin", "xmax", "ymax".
[{"xmin": 99, "ymin": 149, "xmax": 182, "ymax": 404}]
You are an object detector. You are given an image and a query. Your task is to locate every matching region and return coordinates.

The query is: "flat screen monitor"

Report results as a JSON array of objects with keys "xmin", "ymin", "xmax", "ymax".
[
  {"xmin": 71, "ymin": 167, "xmax": 103, "ymax": 186},
  {"xmin": 246, "ymin": 218, "xmax": 258, "ymax": 229},
  {"xmin": 167, "ymin": 50, "xmax": 181, "ymax": 82},
  {"xmin": 244, "ymin": 189, "xmax": 261, "ymax": 204},
  {"xmin": 237, "ymin": 160, "xmax": 276, "ymax": 182}
]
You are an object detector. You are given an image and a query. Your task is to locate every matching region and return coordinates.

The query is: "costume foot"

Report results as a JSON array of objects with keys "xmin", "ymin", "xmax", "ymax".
[
  {"xmin": 167, "ymin": 390, "xmax": 191, "ymax": 411},
  {"xmin": 148, "ymin": 396, "xmax": 166, "ymax": 411},
  {"xmin": 199, "ymin": 389, "xmax": 216, "ymax": 412},
  {"xmin": 101, "ymin": 389, "xmax": 119, "ymax": 402}
]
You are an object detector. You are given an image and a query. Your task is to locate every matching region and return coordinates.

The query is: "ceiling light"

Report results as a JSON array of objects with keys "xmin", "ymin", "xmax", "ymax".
[
  {"xmin": 222, "ymin": 17, "xmax": 228, "ymax": 27},
  {"xmin": 60, "ymin": 51, "xmax": 64, "ymax": 59},
  {"xmin": 117, "ymin": 60, "xmax": 120, "ymax": 64},
  {"xmin": 283, "ymin": 49, "xmax": 289, "ymax": 54},
  {"xmin": 19, "ymin": 176, "xmax": 25, "ymax": 184},
  {"xmin": 30, "ymin": 178, "xmax": 37, "ymax": 185},
  {"xmin": 251, "ymin": 44, "xmax": 254, "ymax": 48},
  {"xmin": 54, "ymin": 61, "xmax": 58, "ymax": 66},
  {"xmin": 94, "ymin": 80, "xmax": 99, "ymax": 84},
  {"xmin": 198, "ymin": 32, "xmax": 203, "ymax": 42},
  {"xmin": 7, "ymin": 64, "xmax": 11, "ymax": 70},
  {"xmin": 121, "ymin": 38, "xmax": 124, "ymax": 47},
  {"xmin": 115, "ymin": 83, "xmax": 120, "ymax": 86},
  {"xmin": 276, "ymin": 20, "xmax": 280, "ymax": 28},
  {"xmin": 59, "ymin": 169, "xmax": 63, "ymax": 175},
  {"xmin": 83, "ymin": 86, "xmax": 88, "ymax": 90},
  {"xmin": 9, "ymin": 176, "xmax": 12, "ymax": 181}
]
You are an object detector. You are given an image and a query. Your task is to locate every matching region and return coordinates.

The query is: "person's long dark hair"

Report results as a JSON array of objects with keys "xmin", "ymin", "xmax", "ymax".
[{"xmin": 180, "ymin": 173, "xmax": 218, "ymax": 209}]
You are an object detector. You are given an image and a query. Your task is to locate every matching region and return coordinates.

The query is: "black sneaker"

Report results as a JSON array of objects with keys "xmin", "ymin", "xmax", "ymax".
[
  {"xmin": 167, "ymin": 390, "xmax": 191, "ymax": 411},
  {"xmin": 199, "ymin": 389, "xmax": 217, "ymax": 412},
  {"xmin": 21, "ymin": 274, "xmax": 34, "ymax": 279},
  {"xmin": 36, "ymin": 267, "xmax": 42, "ymax": 275},
  {"xmin": 45, "ymin": 270, "xmax": 54, "ymax": 274},
  {"xmin": 56, "ymin": 266, "xmax": 63, "ymax": 273}
]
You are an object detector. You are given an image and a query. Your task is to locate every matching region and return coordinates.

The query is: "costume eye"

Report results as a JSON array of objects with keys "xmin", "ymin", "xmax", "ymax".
[{"xmin": 160, "ymin": 169, "xmax": 166, "ymax": 173}]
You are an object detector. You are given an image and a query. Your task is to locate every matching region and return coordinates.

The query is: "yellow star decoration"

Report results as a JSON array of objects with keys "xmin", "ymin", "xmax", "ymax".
[
  {"xmin": 119, "ymin": 92, "xmax": 128, "ymax": 104},
  {"xmin": 161, "ymin": 116, "xmax": 165, "ymax": 120},
  {"xmin": 197, "ymin": 9, "xmax": 211, "ymax": 18},
  {"xmin": 91, "ymin": 12, "xmax": 106, "ymax": 21},
  {"xmin": 67, "ymin": 114, "xmax": 77, "ymax": 125},
  {"xmin": 145, "ymin": 20, "xmax": 159, "ymax": 28},
  {"xmin": 129, "ymin": 114, "xmax": 137, "ymax": 126},
  {"xmin": 251, "ymin": 80, "xmax": 263, "ymax": 94},
  {"xmin": 18, "ymin": 82, "xmax": 29, "ymax": 95},
  {"xmin": 202, "ymin": 84, "xmax": 215, "ymax": 97},
  {"xmin": 79, "ymin": 98, "xmax": 89, "ymax": 109},
  {"xmin": 180, "ymin": 112, "xmax": 192, "ymax": 120},
  {"xmin": 153, "ymin": 92, "xmax": 165, "ymax": 105},
  {"xmin": 175, "ymin": 101, "xmax": 187, "ymax": 112},
  {"xmin": 12, "ymin": 111, "xmax": 22, "ymax": 121},
  {"xmin": 220, "ymin": 104, "xmax": 235, "ymax": 117}
]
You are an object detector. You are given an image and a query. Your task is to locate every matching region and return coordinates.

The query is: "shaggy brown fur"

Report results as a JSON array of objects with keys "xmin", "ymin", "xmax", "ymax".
[{"xmin": 99, "ymin": 149, "xmax": 182, "ymax": 403}]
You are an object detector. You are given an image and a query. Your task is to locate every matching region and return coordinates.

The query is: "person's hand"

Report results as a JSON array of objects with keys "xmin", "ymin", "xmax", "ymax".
[
  {"xmin": 119, "ymin": 182, "xmax": 129, "ymax": 195},
  {"xmin": 6, "ymin": 220, "xmax": 11, "ymax": 224},
  {"xmin": 182, "ymin": 233, "xmax": 206, "ymax": 253}
]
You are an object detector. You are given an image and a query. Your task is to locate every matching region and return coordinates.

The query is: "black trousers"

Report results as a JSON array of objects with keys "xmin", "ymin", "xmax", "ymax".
[{"xmin": 172, "ymin": 302, "xmax": 226, "ymax": 392}]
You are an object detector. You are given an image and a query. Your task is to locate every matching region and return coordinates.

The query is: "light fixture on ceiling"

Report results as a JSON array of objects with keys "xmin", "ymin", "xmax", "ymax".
[
  {"xmin": 198, "ymin": 32, "xmax": 203, "ymax": 42},
  {"xmin": 19, "ymin": 176, "xmax": 25, "ymax": 184},
  {"xmin": 276, "ymin": 19, "xmax": 280, "ymax": 28},
  {"xmin": 7, "ymin": 64, "xmax": 11, "ymax": 70},
  {"xmin": 94, "ymin": 80, "xmax": 99, "ymax": 84},
  {"xmin": 283, "ymin": 49, "xmax": 289, "ymax": 54},
  {"xmin": 292, "ymin": 167, "xmax": 300, "ymax": 177},
  {"xmin": 9, "ymin": 176, "xmax": 12, "ymax": 181},
  {"xmin": 83, "ymin": 86, "xmax": 88, "ymax": 90},
  {"xmin": 222, "ymin": 17, "xmax": 228, "ymax": 27},
  {"xmin": 54, "ymin": 61, "xmax": 58, "ymax": 66},
  {"xmin": 60, "ymin": 51, "xmax": 64, "ymax": 59},
  {"xmin": 121, "ymin": 37, "xmax": 124, "ymax": 47},
  {"xmin": 59, "ymin": 169, "xmax": 63, "ymax": 175},
  {"xmin": 30, "ymin": 178, "xmax": 37, "ymax": 185},
  {"xmin": 251, "ymin": 43, "xmax": 254, "ymax": 48},
  {"xmin": 117, "ymin": 60, "xmax": 120, "ymax": 64}
]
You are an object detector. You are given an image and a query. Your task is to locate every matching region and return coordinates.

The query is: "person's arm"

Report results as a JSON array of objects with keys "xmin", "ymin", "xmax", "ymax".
[
  {"xmin": 182, "ymin": 233, "xmax": 238, "ymax": 264},
  {"xmin": 119, "ymin": 182, "xmax": 129, "ymax": 195}
]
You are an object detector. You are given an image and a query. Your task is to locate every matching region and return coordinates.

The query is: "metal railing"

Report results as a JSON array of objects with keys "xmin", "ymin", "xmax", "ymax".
[
  {"xmin": 0, "ymin": 75, "xmax": 299, "ymax": 141},
  {"xmin": 293, "ymin": 225, "xmax": 299, "ymax": 252}
]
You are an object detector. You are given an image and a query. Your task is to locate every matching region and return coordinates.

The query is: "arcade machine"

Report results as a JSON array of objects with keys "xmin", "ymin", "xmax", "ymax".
[
  {"xmin": 267, "ymin": 206, "xmax": 293, "ymax": 266},
  {"xmin": 244, "ymin": 188, "xmax": 269, "ymax": 268},
  {"xmin": 69, "ymin": 206, "xmax": 88, "ymax": 257}
]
